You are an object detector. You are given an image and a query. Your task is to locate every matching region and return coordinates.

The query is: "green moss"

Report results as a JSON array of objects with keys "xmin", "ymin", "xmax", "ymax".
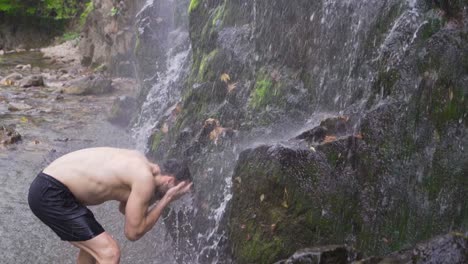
[
  {"xmin": 151, "ymin": 131, "xmax": 165, "ymax": 152},
  {"xmin": 419, "ymin": 18, "xmax": 444, "ymax": 41},
  {"xmin": 197, "ymin": 49, "xmax": 218, "ymax": 81},
  {"xmin": 239, "ymin": 232, "xmax": 283, "ymax": 263},
  {"xmin": 188, "ymin": 0, "xmax": 200, "ymax": 13},
  {"xmin": 250, "ymin": 78, "xmax": 273, "ymax": 109},
  {"xmin": 211, "ymin": 3, "xmax": 226, "ymax": 27},
  {"xmin": 431, "ymin": 80, "xmax": 467, "ymax": 132}
]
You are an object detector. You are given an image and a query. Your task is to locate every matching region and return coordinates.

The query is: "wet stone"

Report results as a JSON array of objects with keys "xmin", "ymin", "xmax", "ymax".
[
  {"xmin": 275, "ymin": 245, "xmax": 359, "ymax": 264},
  {"xmin": 19, "ymin": 74, "xmax": 44, "ymax": 88},
  {"xmin": 63, "ymin": 74, "xmax": 114, "ymax": 95},
  {"xmin": 107, "ymin": 95, "xmax": 137, "ymax": 127},
  {"xmin": 7, "ymin": 102, "xmax": 32, "ymax": 111},
  {"xmin": 1, "ymin": 73, "xmax": 23, "ymax": 85},
  {"xmin": 0, "ymin": 125, "xmax": 22, "ymax": 145}
]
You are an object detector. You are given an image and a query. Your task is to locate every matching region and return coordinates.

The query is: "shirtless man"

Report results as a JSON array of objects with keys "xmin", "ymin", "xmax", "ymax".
[{"xmin": 28, "ymin": 147, "xmax": 192, "ymax": 264}]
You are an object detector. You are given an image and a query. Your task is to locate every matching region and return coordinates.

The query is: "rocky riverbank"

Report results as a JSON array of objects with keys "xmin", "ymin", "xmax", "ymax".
[
  {"xmin": 0, "ymin": 40, "xmax": 138, "ymax": 151},
  {"xmin": 0, "ymin": 39, "xmax": 153, "ymax": 263}
]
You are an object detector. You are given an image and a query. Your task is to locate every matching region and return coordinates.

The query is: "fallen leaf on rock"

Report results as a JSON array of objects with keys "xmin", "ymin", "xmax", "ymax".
[
  {"xmin": 20, "ymin": 117, "xmax": 28, "ymax": 123},
  {"xmin": 323, "ymin": 135, "xmax": 337, "ymax": 143},
  {"xmin": 161, "ymin": 123, "xmax": 169, "ymax": 134},
  {"xmin": 220, "ymin": 73, "xmax": 230, "ymax": 83},
  {"xmin": 227, "ymin": 82, "xmax": 238, "ymax": 93}
]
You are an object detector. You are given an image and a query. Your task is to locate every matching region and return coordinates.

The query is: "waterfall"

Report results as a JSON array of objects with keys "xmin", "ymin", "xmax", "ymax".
[{"xmin": 132, "ymin": 0, "xmax": 191, "ymax": 152}]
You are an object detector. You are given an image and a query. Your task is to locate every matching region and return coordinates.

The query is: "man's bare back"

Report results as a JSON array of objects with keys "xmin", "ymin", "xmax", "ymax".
[
  {"xmin": 43, "ymin": 147, "xmax": 155, "ymax": 205},
  {"xmin": 29, "ymin": 147, "xmax": 192, "ymax": 263}
]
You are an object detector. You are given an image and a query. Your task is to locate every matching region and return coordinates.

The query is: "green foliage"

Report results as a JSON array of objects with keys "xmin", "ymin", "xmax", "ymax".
[
  {"xmin": 110, "ymin": 6, "xmax": 118, "ymax": 17},
  {"xmin": 62, "ymin": 32, "xmax": 80, "ymax": 41},
  {"xmin": 188, "ymin": 0, "xmax": 200, "ymax": 13},
  {"xmin": 0, "ymin": 0, "xmax": 85, "ymax": 19},
  {"xmin": 80, "ymin": 1, "xmax": 94, "ymax": 27}
]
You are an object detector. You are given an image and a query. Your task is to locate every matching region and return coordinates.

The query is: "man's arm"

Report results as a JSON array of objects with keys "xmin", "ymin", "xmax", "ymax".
[{"xmin": 124, "ymin": 179, "xmax": 192, "ymax": 241}]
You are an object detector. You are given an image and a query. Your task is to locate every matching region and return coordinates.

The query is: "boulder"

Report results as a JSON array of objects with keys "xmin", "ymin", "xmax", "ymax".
[
  {"xmin": 354, "ymin": 233, "xmax": 468, "ymax": 264},
  {"xmin": 275, "ymin": 245, "xmax": 359, "ymax": 264},
  {"xmin": 19, "ymin": 75, "xmax": 44, "ymax": 88},
  {"xmin": 15, "ymin": 64, "xmax": 31, "ymax": 71},
  {"xmin": 63, "ymin": 75, "xmax": 114, "ymax": 95},
  {"xmin": 275, "ymin": 233, "xmax": 467, "ymax": 264},
  {"xmin": 8, "ymin": 102, "xmax": 32, "ymax": 111},
  {"xmin": 0, "ymin": 125, "xmax": 21, "ymax": 145},
  {"xmin": 107, "ymin": 95, "xmax": 137, "ymax": 127},
  {"xmin": 1, "ymin": 73, "xmax": 23, "ymax": 86}
]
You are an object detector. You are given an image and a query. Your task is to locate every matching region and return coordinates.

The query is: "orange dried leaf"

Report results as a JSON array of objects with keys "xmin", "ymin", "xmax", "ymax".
[
  {"xmin": 323, "ymin": 135, "xmax": 337, "ymax": 143},
  {"xmin": 220, "ymin": 73, "xmax": 230, "ymax": 83},
  {"xmin": 227, "ymin": 82, "xmax": 238, "ymax": 93}
]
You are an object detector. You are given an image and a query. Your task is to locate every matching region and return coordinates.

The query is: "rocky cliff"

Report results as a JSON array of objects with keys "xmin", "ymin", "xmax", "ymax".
[{"xmin": 127, "ymin": 0, "xmax": 467, "ymax": 263}]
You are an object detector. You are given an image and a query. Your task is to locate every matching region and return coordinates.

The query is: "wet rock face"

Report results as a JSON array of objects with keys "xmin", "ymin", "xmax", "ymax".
[
  {"xmin": 408, "ymin": 233, "xmax": 468, "ymax": 264},
  {"xmin": 79, "ymin": 0, "xmax": 137, "ymax": 76},
  {"xmin": 138, "ymin": 0, "xmax": 467, "ymax": 262},
  {"xmin": 229, "ymin": 111, "xmax": 466, "ymax": 263},
  {"xmin": 229, "ymin": 129, "xmax": 361, "ymax": 263},
  {"xmin": 133, "ymin": 0, "xmax": 191, "ymax": 103}
]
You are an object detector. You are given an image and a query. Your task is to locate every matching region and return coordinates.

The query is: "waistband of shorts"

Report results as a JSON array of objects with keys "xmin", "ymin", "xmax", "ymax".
[{"xmin": 37, "ymin": 172, "xmax": 72, "ymax": 193}]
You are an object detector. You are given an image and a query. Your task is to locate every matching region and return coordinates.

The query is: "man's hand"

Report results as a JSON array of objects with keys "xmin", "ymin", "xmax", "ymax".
[{"xmin": 164, "ymin": 181, "xmax": 193, "ymax": 203}]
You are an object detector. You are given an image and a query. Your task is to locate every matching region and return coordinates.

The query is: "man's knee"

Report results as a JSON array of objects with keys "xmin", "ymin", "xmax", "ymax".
[{"xmin": 97, "ymin": 238, "xmax": 120, "ymax": 263}]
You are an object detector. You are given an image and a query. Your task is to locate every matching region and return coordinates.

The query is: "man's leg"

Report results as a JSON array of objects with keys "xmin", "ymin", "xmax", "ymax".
[
  {"xmin": 70, "ymin": 232, "xmax": 120, "ymax": 264},
  {"xmin": 77, "ymin": 249, "xmax": 96, "ymax": 264}
]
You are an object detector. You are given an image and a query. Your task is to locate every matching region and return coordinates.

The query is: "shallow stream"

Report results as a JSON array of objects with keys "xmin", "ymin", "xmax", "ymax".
[{"xmin": 0, "ymin": 52, "xmax": 176, "ymax": 263}]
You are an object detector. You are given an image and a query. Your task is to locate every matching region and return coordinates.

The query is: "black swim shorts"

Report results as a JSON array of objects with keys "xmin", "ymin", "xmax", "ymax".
[{"xmin": 28, "ymin": 172, "xmax": 105, "ymax": 241}]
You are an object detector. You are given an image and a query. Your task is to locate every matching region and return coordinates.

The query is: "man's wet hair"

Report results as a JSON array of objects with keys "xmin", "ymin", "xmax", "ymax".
[{"xmin": 161, "ymin": 159, "xmax": 192, "ymax": 182}]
